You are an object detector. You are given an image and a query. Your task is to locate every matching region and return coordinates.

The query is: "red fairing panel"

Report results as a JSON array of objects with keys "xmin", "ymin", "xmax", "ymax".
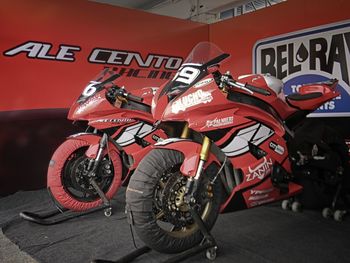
[{"xmin": 242, "ymin": 181, "xmax": 303, "ymax": 209}]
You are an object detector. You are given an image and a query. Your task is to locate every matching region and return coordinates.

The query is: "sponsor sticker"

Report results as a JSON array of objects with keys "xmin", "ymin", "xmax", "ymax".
[
  {"xmin": 246, "ymin": 157, "xmax": 273, "ymax": 182},
  {"xmin": 269, "ymin": 141, "xmax": 285, "ymax": 155},
  {"xmin": 253, "ymin": 20, "xmax": 350, "ymax": 117},
  {"xmin": 171, "ymin": 89, "xmax": 213, "ymax": 114},
  {"xmin": 194, "ymin": 78, "xmax": 214, "ymax": 88},
  {"xmin": 90, "ymin": 118, "xmax": 135, "ymax": 124},
  {"xmin": 206, "ymin": 116, "xmax": 233, "ymax": 128}
]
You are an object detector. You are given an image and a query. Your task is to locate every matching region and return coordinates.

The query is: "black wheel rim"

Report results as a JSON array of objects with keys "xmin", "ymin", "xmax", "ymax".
[
  {"xmin": 153, "ymin": 165, "xmax": 213, "ymax": 237},
  {"xmin": 62, "ymin": 147, "xmax": 115, "ymax": 202}
]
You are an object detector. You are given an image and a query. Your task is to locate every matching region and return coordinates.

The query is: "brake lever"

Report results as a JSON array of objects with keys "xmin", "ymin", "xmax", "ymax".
[{"xmin": 226, "ymin": 79, "xmax": 254, "ymax": 95}]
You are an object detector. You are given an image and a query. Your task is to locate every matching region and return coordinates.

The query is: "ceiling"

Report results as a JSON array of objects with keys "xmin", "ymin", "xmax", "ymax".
[{"xmin": 89, "ymin": 0, "xmax": 273, "ymax": 23}]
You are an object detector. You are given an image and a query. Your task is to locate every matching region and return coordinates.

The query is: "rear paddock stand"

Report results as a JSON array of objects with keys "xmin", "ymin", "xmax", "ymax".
[{"xmin": 93, "ymin": 206, "xmax": 218, "ymax": 262}]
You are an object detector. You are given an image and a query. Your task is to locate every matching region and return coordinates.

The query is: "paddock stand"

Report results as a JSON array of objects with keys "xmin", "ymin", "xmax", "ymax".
[
  {"xmin": 19, "ymin": 179, "xmax": 113, "ymax": 225},
  {"xmin": 93, "ymin": 205, "xmax": 218, "ymax": 263}
]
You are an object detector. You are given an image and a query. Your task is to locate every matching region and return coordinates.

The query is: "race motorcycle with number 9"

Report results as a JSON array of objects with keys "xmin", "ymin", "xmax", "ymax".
[
  {"xmin": 126, "ymin": 42, "xmax": 350, "ymax": 257},
  {"xmin": 21, "ymin": 68, "xmax": 168, "ymax": 224}
]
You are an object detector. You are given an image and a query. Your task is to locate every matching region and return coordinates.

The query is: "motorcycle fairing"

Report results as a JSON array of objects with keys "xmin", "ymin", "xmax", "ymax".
[
  {"xmin": 221, "ymin": 176, "xmax": 303, "ymax": 213},
  {"xmin": 150, "ymin": 42, "xmax": 338, "ymax": 213}
]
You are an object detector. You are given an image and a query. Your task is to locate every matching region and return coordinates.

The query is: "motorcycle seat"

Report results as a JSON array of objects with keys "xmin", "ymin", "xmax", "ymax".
[
  {"xmin": 286, "ymin": 92, "xmax": 323, "ymax": 110},
  {"xmin": 287, "ymin": 92, "xmax": 322, "ymax": 101}
]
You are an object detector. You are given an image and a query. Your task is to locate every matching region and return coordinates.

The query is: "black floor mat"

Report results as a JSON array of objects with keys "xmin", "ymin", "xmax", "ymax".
[{"xmin": 1, "ymin": 188, "xmax": 350, "ymax": 263}]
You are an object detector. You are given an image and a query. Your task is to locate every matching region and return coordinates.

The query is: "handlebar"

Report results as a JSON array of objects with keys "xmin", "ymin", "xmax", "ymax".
[
  {"xmin": 125, "ymin": 92, "xmax": 143, "ymax": 102},
  {"xmin": 221, "ymin": 73, "xmax": 271, "ymax": 96},
  {"xmin": 106, "ymin": 86, "xmax": 143, "ymax": 103}
]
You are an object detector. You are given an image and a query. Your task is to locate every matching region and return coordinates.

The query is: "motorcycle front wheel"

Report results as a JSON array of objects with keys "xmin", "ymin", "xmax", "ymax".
[
  {"xmin": 47, "ymin": 137, "xmax": 122, "ymax": 211},
  {"xmin": 126, "ymin": 149, "xmax": 222, "ymax": 254}
]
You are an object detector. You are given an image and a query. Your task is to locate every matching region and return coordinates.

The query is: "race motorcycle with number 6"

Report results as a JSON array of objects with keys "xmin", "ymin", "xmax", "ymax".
[
  {"xmin": 126, "ymin": 42, "xmax": 350, "ymax": 257},
  {"xmin": 44, "ymin": 68, "xmax": 167, "ymax": 214}
]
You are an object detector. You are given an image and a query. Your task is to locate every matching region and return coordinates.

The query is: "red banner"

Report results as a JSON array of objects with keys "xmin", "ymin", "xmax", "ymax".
[{"xmin": 0, "ymin": 0, "xmax": 208, "ymax": 111}]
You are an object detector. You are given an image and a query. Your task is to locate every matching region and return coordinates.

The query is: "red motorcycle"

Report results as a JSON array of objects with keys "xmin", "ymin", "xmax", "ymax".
[
  {"xmin": 21, "ymin": 68, "xmax": 168, "ymax": 224},
  {"xmin": 125, "ymin": 42, "xmax": 349, "ymax": 258}
]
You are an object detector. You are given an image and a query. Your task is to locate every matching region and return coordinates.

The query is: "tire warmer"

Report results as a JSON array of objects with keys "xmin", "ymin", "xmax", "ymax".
[
  {"xmin": 19, "ymin": 133, "xmax": 114, "ymax": 225},
  {"xmin": 94, "ymin": 127, "xmax": 221, "ymax": 262}
]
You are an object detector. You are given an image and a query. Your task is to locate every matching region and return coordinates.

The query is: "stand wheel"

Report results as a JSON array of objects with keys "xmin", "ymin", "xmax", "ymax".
[
  {"xmin": 104, "ymin": 208, "xmax": 112, "ymax": 217},
  {"xmin": 281, "ymin": 200, "xmax": 291, "ymax": 210},
  {"xmin": 334, "ymin": 210, "xmax": 345, "ymax": 222},
  {"xmin": 291, "ymin": 201, "xmax": 302, "ymax": 212},
  {"xmin": 206, "ymin": 247, "xmax": 217, "ymax": 261},
  {"xmin": 322, "ymin": 207, "xmax": 333, "ymax": 219}
]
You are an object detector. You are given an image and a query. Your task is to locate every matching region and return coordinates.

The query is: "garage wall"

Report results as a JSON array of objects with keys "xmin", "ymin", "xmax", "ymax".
[{"xmin": 0, "ymin": 0, "xmax": 208, "ymax": 196}]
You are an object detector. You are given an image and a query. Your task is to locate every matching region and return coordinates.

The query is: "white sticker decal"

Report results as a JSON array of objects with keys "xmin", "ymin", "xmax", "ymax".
[
  {"xmin": 246, "ymin": 157, "xmax": 273, "ymax": 182},
  {"xmin": 90, "ymin": 118, "xmax": 135, "ymax": 124},
  {"xmin": 155, "ymin": 138, "xmax": 189, "ymax": 146},
  {"xmin": 221, "ymin": 123, "xmax": 274, "ymax": 157},
  {"xmin": 173, "ymin": 65, "xmax": 201, "ymax": 85},
  {"xmin": 171, "ymin": 89, "xmax": 213, "ymax": 114},
  {"xmin": 116, "ymin": 123, "xmax": 154, "ymax": 147},
  {"xmin": 194, "ymin": 78, "xmax": 214, "ymax": 88},
  {"xmin": 269, "ymin": 141, "xmax": 285, "ymax": 155},
  {"xmin": 206, "ymin": 116, "xmax": 233, "ymax": 128},
  {"xmin": 82, "ymin": 81, "xmax": 99, "ymax": 97}
]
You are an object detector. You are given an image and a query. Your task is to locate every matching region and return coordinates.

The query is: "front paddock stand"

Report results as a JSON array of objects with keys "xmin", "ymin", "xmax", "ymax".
[
  {"xmin": 93, "ymin": 205, "xmax": 218, "ymax": 263},
  {"xmin": 20, "ymin": 204, "xmax": 112, "ymax": 225},
  {"xmin": 20, "ymin": 176, "xmax": 115, "ymax": 225}
]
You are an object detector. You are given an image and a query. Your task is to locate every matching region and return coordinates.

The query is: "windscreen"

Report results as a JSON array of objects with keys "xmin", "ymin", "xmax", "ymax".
[
  {"xmin": 77, "ymin": 67, "xmax": 120, "ymax": 104},
  {"xmin": 159, "ymin": 42, "xmax": 229, "ymax": 100}
]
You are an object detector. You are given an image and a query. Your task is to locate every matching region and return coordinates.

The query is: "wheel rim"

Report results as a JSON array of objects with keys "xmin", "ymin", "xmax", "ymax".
[
  {"xmin": 153, "ymin": 165, "xmax": 213, "ymax": 238},
  {"xmin": 62, "ymin": 147, "xmax": 115, "ymax": 202}
]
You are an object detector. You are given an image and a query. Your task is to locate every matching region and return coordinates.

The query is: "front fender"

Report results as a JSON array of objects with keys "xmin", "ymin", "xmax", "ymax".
[{"xmin": 153, "ymin": 138, "xmax": 221, "ymax": 177}]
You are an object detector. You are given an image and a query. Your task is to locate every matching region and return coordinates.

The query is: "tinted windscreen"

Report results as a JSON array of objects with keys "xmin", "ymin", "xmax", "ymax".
[{"xmin": 159, "ymin": 42, "xmax": 229, "ymax": 101}]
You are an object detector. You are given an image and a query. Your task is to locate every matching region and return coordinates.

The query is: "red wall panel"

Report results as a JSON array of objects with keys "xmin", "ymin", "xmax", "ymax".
[{"xmin": 0, "ymin": 0, "xmax": 208, "ymax": 111}]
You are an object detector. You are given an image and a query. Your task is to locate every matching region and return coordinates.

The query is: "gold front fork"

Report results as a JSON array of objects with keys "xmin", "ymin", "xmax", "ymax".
[
  {"xmin": 200, "ymin": 136, "xmax": 211, "ymax": 162},
  {"xmin": 194, "ymin": 136, "xmax": 211, "ymax": 180},
  {"xmin": 181, "ymin": 122, "xmax": 190, "ymax": 139}
]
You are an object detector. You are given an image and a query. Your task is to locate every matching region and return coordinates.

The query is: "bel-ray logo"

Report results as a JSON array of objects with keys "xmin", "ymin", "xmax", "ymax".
[{"xmin": 253, "ymin": 20, "xmax": 350, "ymax": 117}]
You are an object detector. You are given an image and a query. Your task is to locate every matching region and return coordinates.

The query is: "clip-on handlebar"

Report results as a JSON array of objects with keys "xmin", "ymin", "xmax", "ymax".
[{"xmin": 107, "ymin": 86, "xmax": 144, "ymax": 103}]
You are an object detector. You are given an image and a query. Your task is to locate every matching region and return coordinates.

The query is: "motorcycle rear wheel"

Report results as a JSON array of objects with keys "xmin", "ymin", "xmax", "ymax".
[
  {"xmin": 126, "ymin": 149, "xmax": 222, "ymax": 254},
  {"xmin": 47, "ymin": 137, "xmax": 122, "ymax": 211}
]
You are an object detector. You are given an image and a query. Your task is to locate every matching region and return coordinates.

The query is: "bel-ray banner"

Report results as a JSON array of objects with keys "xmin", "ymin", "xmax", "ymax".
[{"xmin": 253, "ymin": 19, "xmax": 350, "ymax": 117}]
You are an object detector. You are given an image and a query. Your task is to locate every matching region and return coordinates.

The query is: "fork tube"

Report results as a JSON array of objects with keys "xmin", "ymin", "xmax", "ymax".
[
  {"xmin": 199, "ymin": 136, "xmax": 211, "ymax": 162},
  {"xmin": 181, "ymin": 123, "xmax": 190, "ymax": 139},
  {"xmin": 194, "ymin": 136, "xmax": 211, "ymax": 180},
  {"xmin": 186, "ymin": 136, "xmax": 211, "ymax": 202}
]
